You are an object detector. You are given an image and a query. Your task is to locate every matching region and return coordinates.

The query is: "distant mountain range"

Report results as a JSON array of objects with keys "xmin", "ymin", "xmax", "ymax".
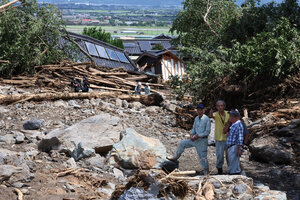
[{"xmin": 39, "ymin": 0, "xmax": 286, "ymax": 6}]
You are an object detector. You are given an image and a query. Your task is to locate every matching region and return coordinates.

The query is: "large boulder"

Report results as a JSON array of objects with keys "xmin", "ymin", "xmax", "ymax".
[
  {"xmin": 249, "ymin": 136, "xmax": 293, "ymax": 164},
  {"xmin": 109, "ymin": 128, "xmax": 168, "ymax": 169},
  {"xmin": 23, "ymin": 118, "xmax": 44, "ymax": 130},
  {"xmin": 38, "ymin": 113, "xmax": 122, "ymax": 156}
]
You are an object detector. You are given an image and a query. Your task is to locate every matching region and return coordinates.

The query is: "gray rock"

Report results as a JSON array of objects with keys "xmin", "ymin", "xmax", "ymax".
[
  {"xmin": 131, "ymin": 102, "xmax": 143, "ymax": 110},
  {"xmin": 65, "ymin": 183, "xmax": 75, "ymax": 192},
  {"xmin": 0, "ymin": 134, "xmax": 15, "ymax": 144},
  {"xmin": 249, "ymin": 136, "xmax": 293, "ymax": 164},
  {"xmin": 240, "ymin": 194, "xmax": 254, "ymax": 200},
  {"xmin": 68, "ymin": 100, "xmax": 81, "ymax": 108},
  {"xmin": 115, "ymin": 98, "xmax": 123, "ymax": 108},
  {"xmin": 122, "ymin": 100, "xmax": 129, "ymax": 108},
  {"xmin": 85, "ymin": 154, "xmax": 105, "ymax": 169},
  {"xmin": 12, "ymin": 182, "xmax": 24, "ymax": 188},
  {"xmin": 38, "ymin": 114, "xmax": 122, "ymax": 155},
  {"xmin": 90, "ymin": 99, "xmax": 101, "ymax": 107},
  {"xmin": 97, "ymin": 182, "xmax": 115, "ymax": 197},
  {"xmin": 0, "ymin": 165, "xmax": 22, "ymax": 182},
  {"xmin": 65, "ymin": 158, "xmax": 77, "ymax": 169},
  {"xmin": 23, "ymin": 118, "xmax": 43, "ymax": 130},
  {"xmin": 109, "ymin": 128, "xmax": 167, "ymax": 169},
  {"xmin": 145, "ymin": 106, "xmax": 159, "ymax": 114},
  {"xmin": 164, "ymin": 103, "xmax": 177, "ymax": 112},
  {"xmin": 20, "ymin": 188, "xmax": 30, "ymax": 195},
  {"xmin": 295, "ymin": 174, "xmax": 300, "ymax": 188},
  {"xmin": 233, "ymin": 183, "xmax": 250, "ymax": 195},
  {"xmin": 21, "ymin": 130, "xmax": 43, "ymax": 141},
  {"xmin": 14, "ymin": 132, "xmax": 25, "ymax": 144},
  {"xmin": 273, "ymin": 127, "xmax": 296, "ymax": 137},
  {"xmin": 71, "ymin": 142, "xmax": 95, "ymax": 161},
  {"xmin": 53, "ymin": 100, "xmax": 67, "ymax": 108},
  {"xmin": 113, "ymin": 168, "xmax": 125, "ymax": 180},
  {"xmin": 254, "ymin": 190, "xmax": 287, "ymax": 200}
]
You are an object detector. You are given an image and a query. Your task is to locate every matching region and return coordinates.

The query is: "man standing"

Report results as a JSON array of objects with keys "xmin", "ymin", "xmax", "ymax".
[
  {"xmin": 227, "ymin": 109, "xmax": 244, "ymax": 175},
  {"xmin": 167, "ymin": 104, "xmax": 211, "ymax": 175},
  {"xmin": 209, "ymin": 100, "xmax": 229, "ymax": 175}
]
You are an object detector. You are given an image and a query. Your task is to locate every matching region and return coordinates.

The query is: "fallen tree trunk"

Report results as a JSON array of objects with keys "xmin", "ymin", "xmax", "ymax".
[
  {"xmin": 0, "ymin": 92, "xmax": 164, "ymax": 106},
  {"xmin": 0, "ymin": 92, "xmax": 119, "ymax": 105}
]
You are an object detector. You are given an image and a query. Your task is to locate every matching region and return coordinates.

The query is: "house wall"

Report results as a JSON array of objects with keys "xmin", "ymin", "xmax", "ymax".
[{"xmin": 161, "ymin": 55, "xmax": 185, "ymax": 80}]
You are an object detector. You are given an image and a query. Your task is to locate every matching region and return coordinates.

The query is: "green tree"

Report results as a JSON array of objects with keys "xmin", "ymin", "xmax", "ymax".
[
  {"xmin": 0, "ymin": 0, "xmax": 68, "ymax": 76},
  {"xmin": 169, "ymin": 0, "xmax": 300, "ymax": 102},
  {"xmin": 82, "ymin": 27, "xmax": 124, "ymax": 49}
]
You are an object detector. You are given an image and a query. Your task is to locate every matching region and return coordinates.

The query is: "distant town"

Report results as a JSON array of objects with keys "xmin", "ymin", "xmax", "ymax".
[{"xmin": 49, "ymin": 3, "xmax": 180, "ymax": 39}]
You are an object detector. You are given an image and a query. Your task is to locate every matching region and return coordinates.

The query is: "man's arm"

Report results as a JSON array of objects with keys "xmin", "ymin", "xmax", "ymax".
[{"xmin": 237, "ymin": 124, "xmax": 244, "ymax": 156}]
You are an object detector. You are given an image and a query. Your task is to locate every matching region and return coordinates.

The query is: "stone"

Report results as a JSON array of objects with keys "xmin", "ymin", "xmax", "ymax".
[
  {"xmin": 164, "ymin": 103, "xmax": 177, "ymax": 112},
  {"xmin": 115, "ymin": 98, "xmax": 123, "ymax": 108},
  {"xmin": 273, "ymin": 127, "xmax": 296, "ymax": 137},
  {"xmin": 71, "ymin": 142, "xmax": 95, "ymax": 161},
  {"xmin": 122, "ymin": 100, "xmax": 129, "ymax": 108},
  {"xmin": 38, "ymin": 114, "xmax": 122, "ymax": 155},
  {"xmin": 20, "ymin": 188, "xmax": 30, "ymax": 195},
  {"xmin": 109, "ymin": 128, "xmax": 168, "ymax": 169},
  {"xmin": 131, "ymin": 102, "xmax": 143, "ymax": 110},
  {"xmin": 12, "ymin": 182, "xmax": 24, "ymax": 188},
  {"xmin": 249, "ymin": 136, "xmax": 293, "ymax": 164},
  {"xmin": 68, "ymin": 100, "xmax": 81, "ymax": 108},
  {"xmin": 113, "ymin": 168, "xmax": 125, "ymax": 180},
  {"xmin": 65, "ymin": 158, "xmax": 77, "ymax": 169},
  {"xmin": 0, "ymin": 134, "xmax": 15, "ymax": 144},
  {"xmin": 90, "ymin": 99, "xmax": 101, "ymax": 107},
  {"xmin": 145, "ymin": 106, "xmax": 159, "ymax": 114},
  {"xmin": 97, "ymin": 182, "xmax": 115, "ymax": 197},
  {"xmin": 233, "ymin": 182, "xmax": 252, "ymax": 196},
  {"xmin": 23, "ymin": 118, "xmax": 43, "ymax": 130},
  {"xmin": 0, "ymin": 165, "xmax": 22, "ymax": 182},
  {"xmin": 14, "ymin": 132, "xmax": 25, "ymax": 144},
  {"xmin": 254, "ymin": 190, "xmax": 287, "ymax": 200},
  {"xmin": 294, "ymin": 174, "xmax": 300, "ymax": 188},
  {"xmin": 53, "ymin": 100, "xmax": 67, "ymax": 108},
  {"xmin": 85, "ymin": 154, "xmax": 105, "ymax": 169},
  {"xmin": 240, "ymin": 194, "xmax": 254, "ymax": 200},
  {"xmin": 21, "ymin": 130, "xmax": 43, "ymax": 141},
  {"xmin": 65, "ymin": 183, "xmax": 75, "ymax": 192}
]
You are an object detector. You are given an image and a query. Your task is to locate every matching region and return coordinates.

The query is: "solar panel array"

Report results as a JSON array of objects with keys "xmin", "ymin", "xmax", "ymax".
[{"xmin": 85, "ymin": 42, "xmax": 129, "ymax": 64}]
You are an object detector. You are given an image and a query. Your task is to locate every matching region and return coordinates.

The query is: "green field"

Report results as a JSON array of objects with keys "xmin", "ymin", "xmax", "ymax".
[{"xmin": 66, "ymin": 25, "xmax": 171, "ymax": 37}]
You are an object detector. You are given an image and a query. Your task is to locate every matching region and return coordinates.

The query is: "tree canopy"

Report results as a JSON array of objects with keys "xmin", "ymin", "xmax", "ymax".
[
  {"xmin": 0, "ymin": 0, "xmax": 69, "ymax": 76},
  {"xmin": 82, "ymin": 27, "xmax": 124, "ymax": 49},
  {"xmin": 169, "ymin": 0, "xmax": 300, "ymax": 103}
]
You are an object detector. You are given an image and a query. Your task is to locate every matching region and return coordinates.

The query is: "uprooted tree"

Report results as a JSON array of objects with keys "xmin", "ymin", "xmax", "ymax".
[
  {"xmin": 169, "ymin": 0, "xmax": 300, "ymax": 105},
  {"xmin": 0, "ymin": 0, "xmax": 70, "ymax": 76}
]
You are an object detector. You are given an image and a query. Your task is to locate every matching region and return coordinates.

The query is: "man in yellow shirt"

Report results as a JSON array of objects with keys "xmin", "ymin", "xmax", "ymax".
[{"xmin": 210, "ymin": 100, "xmax": 229, "ymax": 175}]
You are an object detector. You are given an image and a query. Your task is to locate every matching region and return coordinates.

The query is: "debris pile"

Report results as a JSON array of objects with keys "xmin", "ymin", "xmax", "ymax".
[{"xmin": 0, "ymin": 61, "xmax": 164, "ymax": 92}]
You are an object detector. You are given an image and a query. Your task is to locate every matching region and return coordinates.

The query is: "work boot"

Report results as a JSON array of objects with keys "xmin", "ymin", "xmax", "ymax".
[
  {"xmin": 204, "ymin": 169, "xmax": 209, "ymax": 176},
  {"xmin": 217, "ymin": 168, "xmax": 223, "ymax": 175},
  {"xmin": 166, "ymin": 154, "xmax": 180, "ymax": 162}
]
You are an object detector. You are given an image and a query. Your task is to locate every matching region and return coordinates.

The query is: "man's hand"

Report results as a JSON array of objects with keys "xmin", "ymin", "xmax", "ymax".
[
  {"xmin": 193, "ymin": 134, "xmax": 200, "ymax": 141},
  {"xmin": 237, "ymin": 146, "xmax": 242, "ymax": 157},
  {"xmin": 190, "ymin": 134, "xmax": 194, "ymax": 141}
]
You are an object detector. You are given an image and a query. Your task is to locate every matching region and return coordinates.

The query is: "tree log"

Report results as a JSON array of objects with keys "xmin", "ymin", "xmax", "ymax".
[{"xmin": 0, "ymin": 92, "xmax": 163, "ymax": 106}]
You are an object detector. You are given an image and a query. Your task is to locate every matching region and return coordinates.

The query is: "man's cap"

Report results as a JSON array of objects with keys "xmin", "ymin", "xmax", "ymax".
[
  {"xmin": 230, "ymin": 109, "xmax": 240, "ymax": 117},
  {"xmin": 196, "ymin": 104, "xmax": 205, "ymax": 109},
  {"xmin": 138, "ymin": 82, "xmax": 141, "ymax": 86}
]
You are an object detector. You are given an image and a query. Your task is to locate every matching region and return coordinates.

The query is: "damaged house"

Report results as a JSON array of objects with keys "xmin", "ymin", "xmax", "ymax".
[
  {"xmin": 122, "ymin": 35, "xmax": 185, "ymax": 81},
  {"xmin": 62, "ymin": 32, "xmax": 137, "ymax": 71},
  {"xmin": 135, "ymin": 50, "xmax": 185, "ymax": 81}
]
